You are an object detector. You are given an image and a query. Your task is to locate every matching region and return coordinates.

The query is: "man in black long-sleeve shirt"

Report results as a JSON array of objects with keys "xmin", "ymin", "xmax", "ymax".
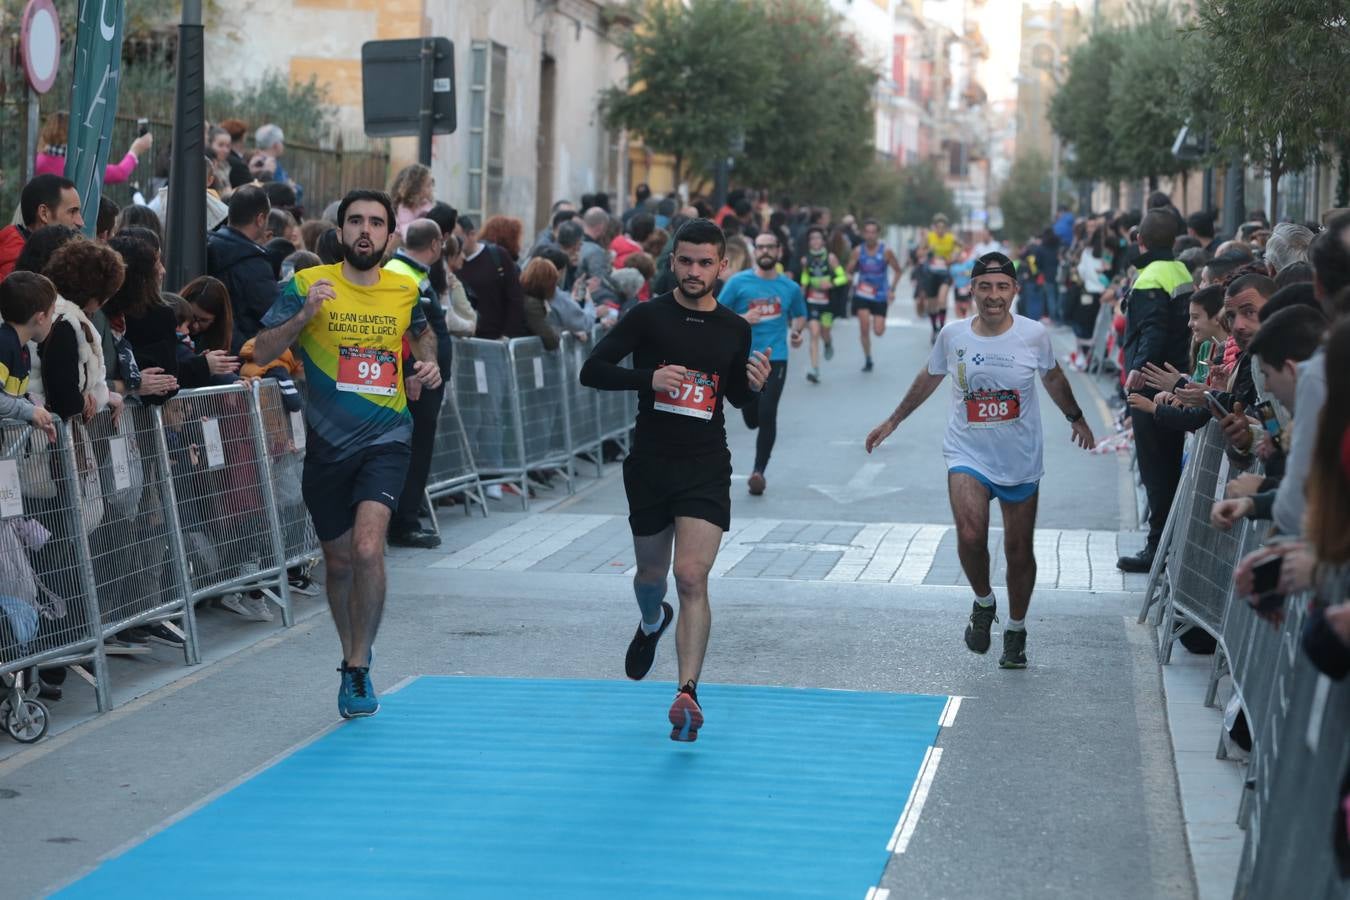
[{"xmin": 580, "ymin": 218, "xmax": 770, "ymax": 743}]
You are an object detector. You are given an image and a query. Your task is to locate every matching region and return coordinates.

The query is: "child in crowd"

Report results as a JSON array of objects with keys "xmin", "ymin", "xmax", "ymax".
[{"xmin": 0, "ymin": 272, "xmax": 58, "ymax": 442}]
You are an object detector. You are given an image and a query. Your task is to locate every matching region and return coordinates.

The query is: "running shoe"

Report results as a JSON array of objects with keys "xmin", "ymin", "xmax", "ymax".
[
  {"xmin": 964, "ymin": 600, "xmax": 998, "ymax": 654},
  {"xmin": 1000, "ymin": 629, "xmax": 1028, "ymax": 669},
  {"xmin": 824, "ymin": 340, "xmax": 834, "ymax": 361},
  {"xmin": 806, "ymin": 369, "xmax": 819, "ymax": 384},
  {"xmin": 668, "ymin": 681, "xmax": 703, "ymax": 742},
  {"xmin": 862, "ymin": 357, "xmax": 874, "ymax": 373},
  {"xmin": 220, "ymin": 592, "xmax": 271, "ymax": 622},
  {"xmin": 288, "ymin": 569, "xmax": 321, "ymax": 596},
  {"xmin": 338, "ymin": 664, "xmax": 380, "ymax": 718},
  {"xmin": 145, "ymin": 623, "xmax": 185, "ymax": 647},
  {"xmin": 625, "ymin": 600, "xmax": 673, "ymax": 680},
  {"xmin": 748, "ymin": 472, "xmax": 766, "ymax": 496}
]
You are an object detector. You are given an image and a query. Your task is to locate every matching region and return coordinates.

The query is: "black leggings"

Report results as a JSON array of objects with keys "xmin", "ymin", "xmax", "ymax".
[{"xmin": 742, "ymin": 360, "xmax": 788, "ymax": 473}]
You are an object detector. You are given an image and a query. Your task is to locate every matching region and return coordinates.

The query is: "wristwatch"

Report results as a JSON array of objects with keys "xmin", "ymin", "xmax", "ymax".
[{"xmin": 1066, "ymin": 410, "xmax": 1083, "ymax": 424}]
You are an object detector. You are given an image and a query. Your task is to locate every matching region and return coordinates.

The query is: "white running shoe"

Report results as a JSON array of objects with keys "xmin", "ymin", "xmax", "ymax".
[
  {"xmin": 221, "ymin": 592, "xmax": 272, "ymax": 622},
  {"xmin": 484, "ymin": 484, "xmax": 503, "ymax": 500}
]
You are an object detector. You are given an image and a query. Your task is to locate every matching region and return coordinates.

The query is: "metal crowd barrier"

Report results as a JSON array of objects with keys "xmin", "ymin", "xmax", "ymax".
[
  {"xmin": 1085, "ymin": 301, "xmax": 1116, "ymax": 375},
  {"xmin": 424, "ymin": 387, "xmax": 487, "ymax": 522},
  {"xmin": 452, "ymin": 333, "xmax": 636, "ymax": 510},
  {"xmin": 0, "ymin": 382, "xmax": 321, "ymax": 722},
  {"xmin": 1140, "ymin": 418, "xmax": 1350, "ymax": 897}
]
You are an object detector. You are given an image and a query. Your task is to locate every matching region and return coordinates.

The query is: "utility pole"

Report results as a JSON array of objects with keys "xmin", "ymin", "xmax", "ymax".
[{"xmin": 164, "ymin": 0, "xmax": 205, "ymax": 291}]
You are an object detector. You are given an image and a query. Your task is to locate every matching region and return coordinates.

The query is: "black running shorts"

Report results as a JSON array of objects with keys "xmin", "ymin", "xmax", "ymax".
[
  {"xmin": 302, "ymin": 441, "xmax": 412, "ymax": 542},
  {"xmin": 851, "ymin": 297, "xmax": 888, "ymax": 318},
  {"xmin": 623, "ymin": 450, "xmax": 733, "ymax": 536}
]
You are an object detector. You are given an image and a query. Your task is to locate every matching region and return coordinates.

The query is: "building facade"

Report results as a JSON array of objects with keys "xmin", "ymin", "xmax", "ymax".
[{"xmin": 206, "ymin": 0, "xmax": 640, "ymax": 235}]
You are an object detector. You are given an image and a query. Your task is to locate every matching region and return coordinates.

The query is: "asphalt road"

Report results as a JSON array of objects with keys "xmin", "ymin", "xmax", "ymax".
[{"xmin": 1, "ymin": 305, "xmax": 1190, "ymax": 899}]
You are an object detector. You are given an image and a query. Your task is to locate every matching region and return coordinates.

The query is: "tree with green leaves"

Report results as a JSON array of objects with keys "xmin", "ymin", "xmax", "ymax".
[
  {"xmin": 1049, "ymin": 27, "xmax": 1126, "ymax": 184},
  {"xmin": 1108, "ymin": 5, "xmax": 1190, "ymax": 188},
  {"xmin": 600, "ymin": 0, "xmax": 782, "ymax": 185},
  {"xmin": 999, "ymin": 151, "xmax": 1054, "ymax": 244},
  {"xmin": 1049, "ymin": 5, "xmax": 1189, "ymax": 189},
  {"xmin": 1191, "ymin": 0, "xmax": 1350, "ymax": 216},
  {"xmin": 734, "ymin": 0, "xmax": 876, "ymax": 203}
]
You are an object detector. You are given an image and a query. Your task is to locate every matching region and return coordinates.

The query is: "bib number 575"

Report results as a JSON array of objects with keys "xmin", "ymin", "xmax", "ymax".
[{"xmin": 668, "ymin": 383, "xmax": 706, "ymax": 404}]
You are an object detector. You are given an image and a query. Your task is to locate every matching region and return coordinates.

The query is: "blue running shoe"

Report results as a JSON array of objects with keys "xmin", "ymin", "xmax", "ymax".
[{"xmin": 338, "ymin": 664, "xmax": 380, "ymax": 718}]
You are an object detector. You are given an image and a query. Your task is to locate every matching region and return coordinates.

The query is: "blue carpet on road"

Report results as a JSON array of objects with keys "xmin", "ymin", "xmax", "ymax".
[{"xmin": 58, "ymin": 677, "xmax": 946, "ymax": 899}]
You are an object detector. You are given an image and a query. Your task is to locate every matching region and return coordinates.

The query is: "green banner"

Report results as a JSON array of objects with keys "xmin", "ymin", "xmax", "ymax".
[{"xmin": 64, "ymin": 0, "xmax": 126, "ymax": 236}]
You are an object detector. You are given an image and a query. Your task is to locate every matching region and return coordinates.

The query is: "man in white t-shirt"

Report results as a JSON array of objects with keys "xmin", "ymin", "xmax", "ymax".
[{"xmin": 864, "ymin": 252, "xmax": 1096, "ymax": 668}]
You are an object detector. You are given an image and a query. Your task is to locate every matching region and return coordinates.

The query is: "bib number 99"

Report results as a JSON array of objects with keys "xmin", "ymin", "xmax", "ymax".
[{"xmin": 357, "ymin": 361, "xmax": 383, "ymax": 381}]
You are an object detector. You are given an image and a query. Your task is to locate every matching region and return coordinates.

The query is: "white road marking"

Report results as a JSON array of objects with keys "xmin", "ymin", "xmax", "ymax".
[
  {"xmin": 809, "ymin": 461, "xmax": 904, "ymax": 505},
  {"xmin": 865, "ymin": 889, "xmax": 891, "ymax": 900},
  {"xmin": 888, "ymin": 745, "xmax": 943, "ymax": 854},
  {"xmin": 939, "ymin": 696, "xmax": 963, "ymax": 727},
  {"xmin": 892, "ymin": 523, "xmax": 948, "ymax": 585}
]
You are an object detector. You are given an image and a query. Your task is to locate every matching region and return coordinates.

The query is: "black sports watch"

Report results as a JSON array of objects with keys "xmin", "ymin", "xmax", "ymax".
[{"xmin": 1066, "ymin": 410, "xmax": 1083, "ymax": 424}]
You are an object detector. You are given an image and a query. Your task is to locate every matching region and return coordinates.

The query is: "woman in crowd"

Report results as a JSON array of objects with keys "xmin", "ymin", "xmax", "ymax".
[
  {"xmin": 175, "ymin": 276, "xmax": 240, "ymax": 388},
  {"xmin": 299, "ymin": 219, "xmax": 334, "ymax": 255},
  {"xmin": 520, "ymin": 257, "xmax": 562, "ymax": 350},
  {"xmin": 114, "ymin": 205, "xmax": 163, "ymax": 244},
  {"xmin": 480, "ymin": 215, "xmax": 525, "ymax": 264},
  {"xmin": 104, "ymin": 230, "xmax": 180, "ymax": 403},
  {"xmin": 1074, "ymin": 227, "xmax": 1110, "ymax": 364},
  {"xmin": 437, "ymin": 235, "xmax": 478, "ymax": 337},
  {"xmin": 35, "ymin": 112, "xmax": 152, "ymax": 186},
  {"xmin": 388, "ymin": 163, "xmax": 436, "ymax": 238},
  {"xmin": 35, "ymin": 239, "xmax": 126, "ymax": 423}
]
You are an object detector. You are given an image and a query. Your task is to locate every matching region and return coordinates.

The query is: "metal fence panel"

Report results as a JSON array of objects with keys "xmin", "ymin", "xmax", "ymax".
[
  {"xmin": 252, "ymin": 382, "xmax": 320, "ymax": 575},
  {"xmin": 0, "ymin": 420, "xmax": 107, "ymax": 703},
  {"xmin": 562, "ymin": 333, "xmax": 603, "ymax": 476},
  {"xmin": 425, "ymin": 389, "xmax": 486, "ymax": 514},
  {"xmin": 161, "ymin": 386, "xmax": 285, "ymax": 610},
  {"xmin": 79, "ymin": 406, "xmax": 194, "ymax": 662},
  {"xmin": 453, "ymin": 338, "xmax": 522, "ymax": 482},
  {"xmin": 508, "ymin": 338, "xmax": 572, "ymax": 480},
  {"xmin": 1159, "ymin": 423, "xmax": 1246, "ymax": 655}
]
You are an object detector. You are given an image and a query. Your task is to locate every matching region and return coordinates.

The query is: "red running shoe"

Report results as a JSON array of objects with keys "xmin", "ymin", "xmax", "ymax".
[{"xmin": 668, "ymin": 681, "xmax": 703, "ymax": 742}]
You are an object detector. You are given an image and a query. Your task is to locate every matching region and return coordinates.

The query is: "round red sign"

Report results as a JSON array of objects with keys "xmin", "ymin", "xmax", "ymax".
[{"xmin": 21, "ymin": 0, "xmax": 61, "ymax": 95}]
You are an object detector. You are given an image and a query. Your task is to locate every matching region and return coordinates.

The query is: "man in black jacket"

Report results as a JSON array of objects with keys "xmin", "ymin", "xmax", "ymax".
[
  {"xmin": 1119, "ymin": 210, "xmax": 1194, "ymax": 573},
  {"xmin": 207, "ymin": 185, "xmax": 278, "ymax": 353}
]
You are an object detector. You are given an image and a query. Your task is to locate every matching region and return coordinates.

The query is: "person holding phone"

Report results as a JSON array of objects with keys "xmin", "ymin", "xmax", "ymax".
[
  {"xmin": 580, "ymin": 219, "xmax": 771, "ymax": 742},
  {"xmin": 864, "ymin": 252, "xmax": 1096, "ymax": 670}
]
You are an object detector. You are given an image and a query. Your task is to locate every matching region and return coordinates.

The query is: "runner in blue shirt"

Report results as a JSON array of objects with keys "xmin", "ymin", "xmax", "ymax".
[{"xmin": 717, "ymin": 232, "xmax": 806, "ymax": 496}]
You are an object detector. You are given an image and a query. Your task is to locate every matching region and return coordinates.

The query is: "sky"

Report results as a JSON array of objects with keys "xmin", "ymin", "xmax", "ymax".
[{"xmin": 915, "ymin": 0, "xmax": 1026, "ymax": 103}]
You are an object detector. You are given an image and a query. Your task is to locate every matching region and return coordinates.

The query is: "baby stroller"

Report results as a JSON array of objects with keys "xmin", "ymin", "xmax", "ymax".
[{"xmin": 0, "ymin": 666, "xmax": 48, "ymax": 743}]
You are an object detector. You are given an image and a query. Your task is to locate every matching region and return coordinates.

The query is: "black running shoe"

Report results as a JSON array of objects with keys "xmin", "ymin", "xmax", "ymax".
[
  {"xmin": 624, "ymin": 601, "xmax": 673, "ymax": 680},
  {"xmin": 862, "ymin": 357, "xmax": 874, "ymax": 372},
  {"xmin": 964, "ymin": 600, "xmax": 998, "ymax": 654},
  {"xmin": 999, "ymin": 629, "xmax": 1028, "ymax": 669}
]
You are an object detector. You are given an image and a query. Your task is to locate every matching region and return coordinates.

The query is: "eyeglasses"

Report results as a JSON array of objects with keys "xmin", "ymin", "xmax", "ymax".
[{"xmin": 754, "ymin": 243, "xmax": 780, "ymax": 250}]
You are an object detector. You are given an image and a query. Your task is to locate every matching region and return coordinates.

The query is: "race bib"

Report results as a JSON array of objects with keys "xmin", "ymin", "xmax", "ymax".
[
  {"xmin": 856, "ymin": 282, "xmax": 877, "ymax": 300},
  {"xmin": 653, "ymin": 369, "xmax": 719, "ymax": 420},
  {"xmin": 749, "ymin": 298, "xmax": 781, "ymax": 320},
  {"xmin": 965, "ymin": 389, "xmax": 1021, "ymax": 427},
  {"xmin": 807, "ymin": 287, "xmax": 829, "ymax": 304},
  {"xmin": 337, "ymin": 346, "xmax": 399, "ymax": 396}
]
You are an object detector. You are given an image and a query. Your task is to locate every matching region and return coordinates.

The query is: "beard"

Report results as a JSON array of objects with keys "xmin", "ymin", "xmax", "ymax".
[
  {"xmin": 756, "ymin": 254, "xmax": 778, "ymax": 270},
  {"xmin": 678, "ymin": 277, "xmax": 714, "ymax": 300},
  {"xmin": 341, "ymin": 237, "xmax": 384, "ymax": 271}
]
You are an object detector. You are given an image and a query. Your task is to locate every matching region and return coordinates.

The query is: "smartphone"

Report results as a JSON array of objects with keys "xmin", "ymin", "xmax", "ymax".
[
  {"xmin": 1255, "ymin": 399, "xmax": 1283, "ymax": 452},
  {"xmin": 1204, "ymin": 390, "xmax": 1230, "ymax": 418},
  {"xmin": 136, "ymin": 117, "xmax": 150, "ymax": 136},
  {"xmin": 1252, "ymin": 556, "xmax": 1285, "ymax": 612}
]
